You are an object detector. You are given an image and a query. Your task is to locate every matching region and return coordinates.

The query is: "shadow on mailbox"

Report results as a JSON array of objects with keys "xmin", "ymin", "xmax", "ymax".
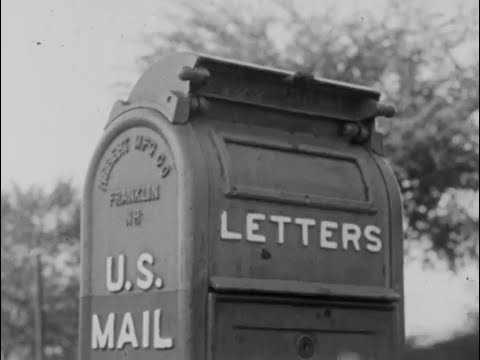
[{"xmin": 80, "ymin": 52, "xmax": 404, "ymax": 360}]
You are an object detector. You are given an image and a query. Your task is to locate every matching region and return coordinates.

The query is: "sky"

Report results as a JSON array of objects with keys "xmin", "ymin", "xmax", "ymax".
[
  {"xmin": 2, "ymin": 0, "xmax": 169, "ymax": 190},
  {"xmin": 1, "ymin": 0, "xmax": 476, "ymax": 189},
  {"xmin": 2, "ymin": 0, "xmax": 479, "ymax": 346}
]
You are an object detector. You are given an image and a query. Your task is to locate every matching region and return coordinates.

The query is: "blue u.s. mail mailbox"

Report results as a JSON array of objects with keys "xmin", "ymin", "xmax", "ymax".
[{"xmin": 80, "ymin": 52, "xmax": 404, "ymax": 360}]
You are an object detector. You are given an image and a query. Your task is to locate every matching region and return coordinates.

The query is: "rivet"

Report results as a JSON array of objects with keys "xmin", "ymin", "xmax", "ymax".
[{"xmin": 297, "ymin": 335, "xmax": 315, "ymax": 359}]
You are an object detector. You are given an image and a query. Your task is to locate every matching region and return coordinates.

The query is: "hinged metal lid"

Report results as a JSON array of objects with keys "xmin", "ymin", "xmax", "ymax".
[{"xmin": 107, "ymin": 52, "xmax": 395, "ymax": 127}]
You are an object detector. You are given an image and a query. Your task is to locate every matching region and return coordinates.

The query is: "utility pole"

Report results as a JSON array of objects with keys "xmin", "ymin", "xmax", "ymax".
[{"xmin": 32, "ymin": 245, "xmax": 44, "ymax": 360}]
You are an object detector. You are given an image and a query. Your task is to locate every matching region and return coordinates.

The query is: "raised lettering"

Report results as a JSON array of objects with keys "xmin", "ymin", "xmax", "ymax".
[
  {"xmin": 320, "ymin": 221, "xmax": 339, "ymax": 249},
  {"xmin": 106, "ymin": 255, "xmax": 125, "ymax": 293},
  {"xmin": 365, "ymin": 225, "xmax": 382, "ymax": 252},
  {"xmin": 126, "ymin": 209, "xmax": 143, "ymax": 227},
  {"xmin": 221, "ymin": 211, "xmax": 242, "ymax": 240},
  {"xmin": 154, "ymin": 309, "xmax": 173, "ymax": 349},
  {"xmin": 156, "ymin": 153, "xmax": 166, "ymax": 167},
  {"xmin": 246, "ymin": 213, "xmax": 266, "ymax": 243},
  {"xmin": 98, "ymin": 138, "xmax": 130, "ymax": 191},
  {"xmin": 294, "ymin": 218, "xmax": 316, "ymax": 246},
  {"xmin": 137, "ymin": 252, "xmax": 155, "ymax": 290},
  {"xmin": 270, "ymin": 215, "xmax": 292, "ymax": 244},
  {"xmin": 142, "ymin": 310, "xmax": 150, "ymax": 348},
  {"xmin": 161, "ymin": 165, "xmax": 171, "ymax": 178},
  {"xmin": 135, "ymin": 135, "xmax": 143, "ymax": 150},
  {"xmin": 92, "ymin": 313, "xmax": 115, "ymax": 350},
  {"xmin": 117, "ymin": 312, "xmax": 139, "ymax": 349},
  {"xmin": 342, "ymin": 223, "xmax": 361, "ymax": 251},
  {"xmin": 110, "ymin": 185, "xmax": 161, "ymax": 207}
]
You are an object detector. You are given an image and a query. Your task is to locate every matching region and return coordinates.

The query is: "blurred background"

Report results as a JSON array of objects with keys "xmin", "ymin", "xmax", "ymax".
[{"xmin": 1, "ymin": 0, "xmax": 479, "ymax": 359}]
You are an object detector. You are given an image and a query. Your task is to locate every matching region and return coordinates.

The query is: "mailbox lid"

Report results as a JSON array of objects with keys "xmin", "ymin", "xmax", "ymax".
[{"xmin": 208, "ymin": 294, "xmax": 397, "ymax": 360}]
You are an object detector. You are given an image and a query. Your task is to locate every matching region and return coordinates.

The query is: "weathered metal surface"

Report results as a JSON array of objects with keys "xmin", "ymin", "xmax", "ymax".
[
  {"xmin": 80, "ymin": 52, "xmax": 403, "ymax": 360},
  {"xmin": 81, "ymin": 125, "xmax": 181, "ymax": 359},
  {"xmin": 208, "ymin": 294, "xmax": 395, "ymax": 360}
]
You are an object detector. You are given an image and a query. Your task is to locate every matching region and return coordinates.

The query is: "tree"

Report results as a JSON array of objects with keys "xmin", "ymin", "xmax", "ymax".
[
  {"xmin": 1, "ymin": 182, "xmax": 80, "ymax": 360},
  {"xmin": 137, "ymin": 0, "xmax": 479, "ymax": 269}
]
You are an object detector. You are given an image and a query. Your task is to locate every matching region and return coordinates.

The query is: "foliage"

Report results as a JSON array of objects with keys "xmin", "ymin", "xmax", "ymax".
[
  {"xmin": 1, "ymin": 181, "xmax": 80, "ymax": 360},
  {"xmin": 139, "ymin": 0, "xmax": 479, "ymax": 268}
]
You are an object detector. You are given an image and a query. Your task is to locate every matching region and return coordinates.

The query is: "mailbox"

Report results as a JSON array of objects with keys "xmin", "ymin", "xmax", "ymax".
[{"xmin": 80, "ymin": 52, "xmax": 404, "ymax": 360}]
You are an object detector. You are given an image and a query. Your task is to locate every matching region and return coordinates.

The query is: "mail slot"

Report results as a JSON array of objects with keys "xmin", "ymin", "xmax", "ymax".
[{"xmin": 79, "ymin": 52, "xmax": 404, "ymax": 360}]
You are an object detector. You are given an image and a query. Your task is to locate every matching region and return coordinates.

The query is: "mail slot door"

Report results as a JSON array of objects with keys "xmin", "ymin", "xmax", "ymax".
[
  {"xmin": 208, "ymin": 294, "xmax": 394, "ymax": 360},
  {"xmin": 197, "ymin": 108, "xmax": 403, "ymax": 359},
  {"xmin": 205, "ymin": 115, "xmax": 393, "ymax": 289}
]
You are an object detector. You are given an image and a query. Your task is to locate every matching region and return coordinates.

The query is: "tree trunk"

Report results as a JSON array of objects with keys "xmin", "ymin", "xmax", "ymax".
[{"xmin": 33, "ymin": 253, "xmax": 44, "ymax": 360}]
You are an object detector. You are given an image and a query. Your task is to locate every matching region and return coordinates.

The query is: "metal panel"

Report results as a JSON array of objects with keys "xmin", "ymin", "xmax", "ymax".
[
  {"xmin": 208, "ymin": 123, "xmax": 391, "ymax": 291},
  {"xmin": 195, "ymin": 56, "xmax": 382, "ymax": 122},
  {"xmin": 215, "ymin": 132, "xmax": 376, "ymax": 213},
  {"xmin": 81, "ymin": 123, "xmax": 183, "ymax": 359},
  {"xmin": 208, "ymin": 294, "xmax": 394, "ymax": 360}
]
